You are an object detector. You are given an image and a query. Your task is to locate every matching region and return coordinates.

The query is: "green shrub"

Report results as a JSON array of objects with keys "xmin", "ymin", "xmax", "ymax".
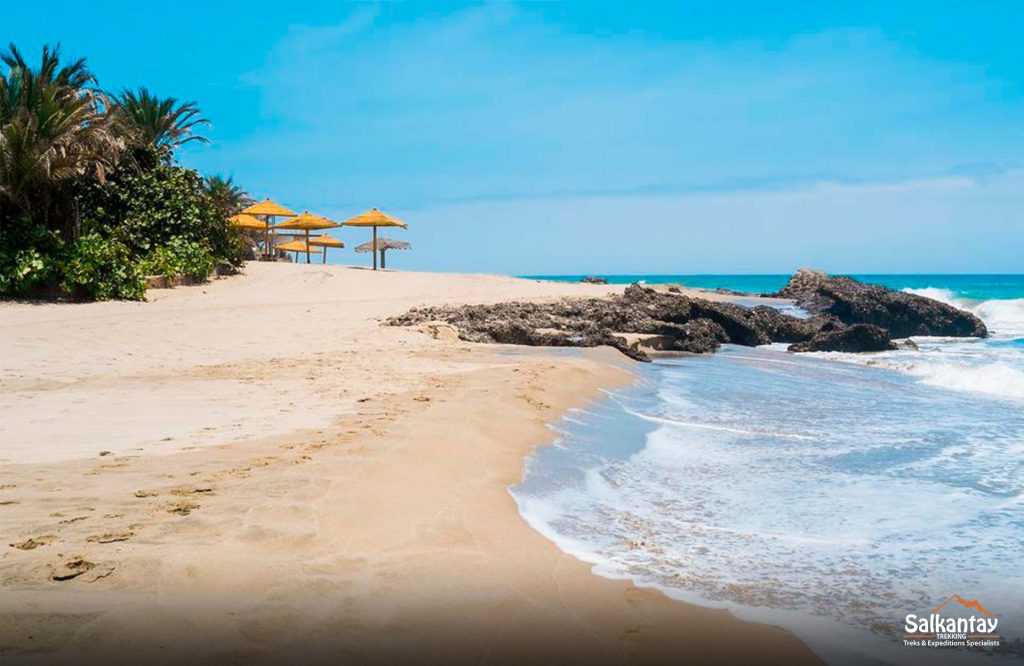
[
  {"xmin": 0, "ymin": 248, "xmax": 58, "ymax": 296},
  {"xmin": 80, "ymin": 165, "xmax": 238, "ymax": 264},
  {"xmin": 138, "ymin": 237, "xmax": 215, "ymax": 281},
  {"xmin": 61, "ymin": 233, "xmax": 145, "ymax": 301},
  {"xmin": 0, "ymin": 220, "xmax": 66, "ymax": 297}
]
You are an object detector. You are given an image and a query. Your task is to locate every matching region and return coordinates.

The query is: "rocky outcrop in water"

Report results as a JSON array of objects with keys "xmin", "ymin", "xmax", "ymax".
[
  {"xmin": 788, "ymin": 322, "xmax": 897, "ymax": 353},
  {"xmin": 772, "ymin": 269, "xmax": 988, "ymax": 338},
  {"xmin": 388, "ymin": 273, "xmax": 984, "ymax": 361},
  {"xmin": 580, "ymin": 276, "xmax": 608, "ymax": 284}
]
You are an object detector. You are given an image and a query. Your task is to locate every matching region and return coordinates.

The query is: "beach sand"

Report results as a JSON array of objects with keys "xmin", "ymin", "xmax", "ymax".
[{"xmin": 0, "ymin": 263, "xmax": 820, "ymax": 664}]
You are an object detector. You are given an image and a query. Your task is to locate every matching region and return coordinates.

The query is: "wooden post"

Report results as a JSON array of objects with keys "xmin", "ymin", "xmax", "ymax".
[
  {"xmin": 380, "ymin": 249, "xmax": 386, "ymax": 270},
  {"xmin": 372, "ymin": 227, "xmax": 378, "ymax": 270},
  {"xmin": 305, "ymin": 229, "xmax": 311, "ymax": 264},
  {"xmin": 322, "ymin": 247, "xmax": 328, "ymax": 264}
]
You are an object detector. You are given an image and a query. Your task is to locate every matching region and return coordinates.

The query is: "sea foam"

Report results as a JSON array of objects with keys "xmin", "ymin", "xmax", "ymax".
[{"xmin": 513, "ymin": 347, "xmax": 1024, "ymax": 665}]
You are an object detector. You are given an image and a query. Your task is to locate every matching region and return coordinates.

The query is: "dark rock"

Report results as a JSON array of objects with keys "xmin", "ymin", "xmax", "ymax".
[
  {"xmin": 580, "ymin": 276, "xmax": 609, "ymax": 284},
  {"xmin": 775, "ymin": 269, "xmax": 987, "ymax": 338},
  {"xmin": 387, "ymin": 274, "xmax": 964, "ymax": 361},
  {"xmin": 789, "ymin": 322, "xmax": 897, "ymax": 353}
]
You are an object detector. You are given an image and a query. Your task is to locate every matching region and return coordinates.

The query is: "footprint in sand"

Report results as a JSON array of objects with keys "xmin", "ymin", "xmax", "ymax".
[
  {"xmin": 165, "ymin": 499, "xmax": 200, "ymax": 516},
  {"xmin": 49, "ymin": 557, "xmax": 115, "ymax": 582},
  {"xmin": 11, "ymin": 535, "xmax": 57, "ymax": 550},
  {"xmin": 170, "ymin": 486, "xmax": 213, "ymax": 496},
  {"xmin": 86, "ymin": 530, "xmax": 134, "ymax": 544}
]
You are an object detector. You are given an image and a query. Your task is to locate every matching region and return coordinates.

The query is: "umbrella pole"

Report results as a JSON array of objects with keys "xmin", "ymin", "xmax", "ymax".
[
  {"xmin": 372, "ymin": 227, "xmax": 378, "ymax": 270},
  {"xmin": 380, "ymin": 249, "xmax": 386, "ymax": 270},
  {"xmin": 305, "ymin": 230, "xmax": 311, "ymax": 264},
  {"xmin": 322, "ymin": 248, "xmax": 327, "ymax": 264}
]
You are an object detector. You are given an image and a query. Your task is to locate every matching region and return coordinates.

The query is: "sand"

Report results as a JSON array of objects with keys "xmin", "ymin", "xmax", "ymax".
[{"xmin": 0, "ymin": 263, "xmax": 820, "ymax": 664}]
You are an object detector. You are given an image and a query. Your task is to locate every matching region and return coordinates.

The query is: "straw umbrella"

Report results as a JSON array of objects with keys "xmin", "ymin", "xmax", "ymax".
[
  {"xmin": 341, "ymin": 208, "xmax": 408, "ymax": 270},
  {"xmin": 241, "ymin": 198, "xmax": 297, "ymax": 259},
  {"xmin": 228, "ymin": 213, "xmax": 267, "ymax": 230},
  {"xmin": 354, "ymin": 238, "xmax": 410, "ymax": 270},
  {"xmin": 229, "ymin": 213, "xmax": 271, "ymax": 258},
  {"xmin": 274, "ymin": 212, "xmax": 340, "ymax": 264},
  {"xmin": 308, "ymin": 234, "xmax": 345, "ymax": 264},
  {"xmin": 275, "ymin": 239, "xmax": 321, "ymax": 262}
]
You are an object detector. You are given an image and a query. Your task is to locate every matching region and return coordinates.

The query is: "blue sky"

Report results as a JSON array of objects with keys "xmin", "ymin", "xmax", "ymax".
[{"xmin": 7, "ymin": 1, "xmax": 1023, "ymax": 273}]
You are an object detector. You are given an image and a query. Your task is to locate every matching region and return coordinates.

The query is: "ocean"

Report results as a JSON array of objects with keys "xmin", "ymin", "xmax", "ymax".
[{"xmin": 512, "ymin": 274, "xmax": 1024, "ymax": 665}]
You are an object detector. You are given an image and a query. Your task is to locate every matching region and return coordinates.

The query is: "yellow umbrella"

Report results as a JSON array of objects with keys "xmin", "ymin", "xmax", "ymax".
[
  {"xmin": 228, "ymin": 213, "xmax": 267, "ymax": 230},
  {"xmin": 275, "ymin": 212, "xmax": 340, "ymax": 264},
  {"xmin": 308, "ymin": 234, "xmax": 345, "ymax": 264},
  {"xmin": 241, "ymin": 198, "xmax": 297, "ymax": 259},
  {"xmin": 275, "ymin": 239, "xmax": 322, "ymax": 262},
  {"xmin": 341, "ymin": 208, "xmax": 408, "ymax": 270}
]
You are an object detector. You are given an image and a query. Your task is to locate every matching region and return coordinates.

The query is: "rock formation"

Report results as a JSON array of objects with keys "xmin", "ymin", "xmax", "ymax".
[
  {"xmin": 772, "ymin": 269, "xmax": 987, "ymax": 338},
  {"xmin": 388, "ymin": 273, "xmax": 985, "ymax": 362}
]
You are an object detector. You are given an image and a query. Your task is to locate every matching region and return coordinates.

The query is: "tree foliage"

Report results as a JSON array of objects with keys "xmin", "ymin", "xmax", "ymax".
[
  {"xmin": 0, "ymin": 43, "xmax": 249, "ymax": 300},
  {"xmin": 205, "ymin": 174, "xmax": 252, "ymax": 218},
  {"xmin": 113, "ymin": 87, "xmax": 209, "ymax": 164}
]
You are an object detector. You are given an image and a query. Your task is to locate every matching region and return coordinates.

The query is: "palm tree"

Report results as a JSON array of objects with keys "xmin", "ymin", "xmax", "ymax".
[
  {"xmin": 0, "ymin": 43, "xmax": 120, "ymax": 231},
  {"xmin": 205, "ymin": 174, "xmax": 251, "ymax": 217},
  {"xmin": 114, "ymin": 87, "xmax": 208, "ymax": 162}
]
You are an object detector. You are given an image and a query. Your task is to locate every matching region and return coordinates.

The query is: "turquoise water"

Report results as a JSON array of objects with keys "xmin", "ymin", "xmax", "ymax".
[
  {"xmin": 523, "ymin": 274, "xmax": 1024, "ymax": 301},
  {"xmin": 513, "ymin": 275, "xmax": 1024, "ymax": 665}
]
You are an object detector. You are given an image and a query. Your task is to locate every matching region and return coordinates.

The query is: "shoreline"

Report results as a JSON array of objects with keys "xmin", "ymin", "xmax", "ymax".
[{"xmin": 0, "ymin": 264, "xmax": 821, "ymax": 664}]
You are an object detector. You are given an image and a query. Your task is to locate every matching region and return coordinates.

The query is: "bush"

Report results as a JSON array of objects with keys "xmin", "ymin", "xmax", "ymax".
[
  {"xmin": 61, "ymin": 233, "xmax": 145, "ymax": 301},
  {"xmin": 0, "ymin": 248, "xmax": 60, "ymax": 296},
  {"xmin": 138, "ymin": 237, "xmax": 215, "ymax": 281},
  {"xmin": 0, "ymin": 220, "xmax": 66, "ymax": 297},
  {"xmin": 79, "ymin": 164, "xmax": 240, "ymax": 264}
]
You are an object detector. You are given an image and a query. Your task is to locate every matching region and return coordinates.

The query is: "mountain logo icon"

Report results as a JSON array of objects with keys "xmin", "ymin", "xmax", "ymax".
[{"xmin": 931, "ymin": 595, "xmax": 995, "ymax": 618}]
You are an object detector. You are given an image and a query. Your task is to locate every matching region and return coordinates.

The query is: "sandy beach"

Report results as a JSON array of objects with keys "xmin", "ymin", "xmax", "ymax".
[{"xmin": 0, "ymin": 263, "xmax": 820, "ymax": 664}]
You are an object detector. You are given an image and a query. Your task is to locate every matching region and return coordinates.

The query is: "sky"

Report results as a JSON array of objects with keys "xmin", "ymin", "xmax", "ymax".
[{"xmin": 5, "ymin": 1, "xmax": 1023, "ymax": 274}]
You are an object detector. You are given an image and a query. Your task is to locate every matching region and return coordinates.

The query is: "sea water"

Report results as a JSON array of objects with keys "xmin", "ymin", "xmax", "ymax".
[{"xmin": 512, "ymin": 275, "xmax": 1024, "ymax": 665}]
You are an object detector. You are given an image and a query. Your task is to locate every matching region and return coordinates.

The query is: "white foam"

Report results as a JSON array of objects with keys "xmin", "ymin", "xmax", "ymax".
[
  {"xmin": 902, "ymin": 287, "xmax": 1024, "ymax": 338},
  {"xmin": 513, "ymin": 346, "xmax": 1024, "ymax": 665},
  {"xmin": 910, "ymin": 360, "xmax": 1024, "ymax": 401}
]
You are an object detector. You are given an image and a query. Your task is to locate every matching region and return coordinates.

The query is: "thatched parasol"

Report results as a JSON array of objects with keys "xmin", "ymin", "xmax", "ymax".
[
  {"xmin": 354, "ymin": 237, "xmax": 410, "ymax": 270},
  {"xmin": 308, "ymin": 234, "xmax": 345, "ymax": 264},
  {"xmin": 275, "ymin": 212, "xmax": 340, "ymax": 264},
  {"xmin": 275, "ymin": 239, "xmax": 322, "ymax": 262},
  {"xmin": 228, "ymin": 213, "xmax": 268, "ymax": 230},
  {"xmin": 341, "ymin": 208, "xmax": 407, "ymax": 270},
  {"xmin": 241, "ymin": 198, "xmax": 297, "ymax": 259}
]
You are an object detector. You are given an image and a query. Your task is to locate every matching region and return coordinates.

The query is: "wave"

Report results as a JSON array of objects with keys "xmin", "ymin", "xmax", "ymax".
[
  {"xmin": 909, "ymin": 360, "xmax": 1024, "ymax": 401},
  {"xmin": 809, "ymin": 353, "xmax": 1024, "ymax": 402},
  {"xmin": 903, "ymin": 287, "xmax": 1024, "ymax": 338}
]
